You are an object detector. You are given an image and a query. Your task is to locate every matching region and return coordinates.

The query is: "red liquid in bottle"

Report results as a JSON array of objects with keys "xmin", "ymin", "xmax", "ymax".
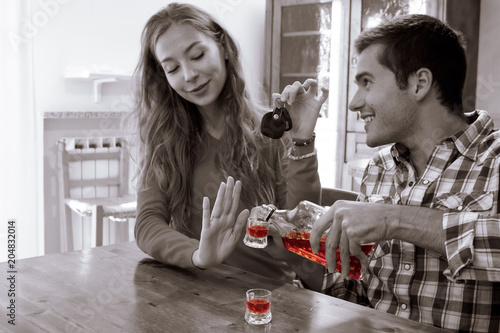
[
  {"xmin": 281, "ymin": 230, "xmax": 374, "ymax": 280},
  {"xmin": 246, "ymin": 299, "xmax": 271, "ymax": 314},
  {"xmin": 247, "ymin": 225, "xmax": 269, "ymax": 238}
]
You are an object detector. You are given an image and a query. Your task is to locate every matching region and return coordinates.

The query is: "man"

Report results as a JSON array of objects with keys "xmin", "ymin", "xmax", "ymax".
[{"xmin": 310, "ymin": 14, "xmax": 500, "ymax": 333}]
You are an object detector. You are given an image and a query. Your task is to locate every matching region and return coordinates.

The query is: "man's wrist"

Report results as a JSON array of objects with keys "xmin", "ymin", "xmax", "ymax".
[{"xmin": 387, "ymin": 204, "xmax": 404, "ymax": 240}]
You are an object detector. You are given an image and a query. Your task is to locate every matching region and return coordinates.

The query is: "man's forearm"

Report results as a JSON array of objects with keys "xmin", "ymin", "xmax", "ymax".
[{"xmin": 390, "ymin": 205, "xmax": 446, "ymax": 256}]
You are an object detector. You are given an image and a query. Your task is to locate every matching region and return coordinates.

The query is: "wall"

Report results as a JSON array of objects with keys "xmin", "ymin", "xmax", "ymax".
[
  {"xmin": 33, "ymin": 0, "xmax": 267, "ymax": 112},
  {"xmin": 476, "ymin": 0, "xmax": 500, "ymax": 125},
  {"xmin": 38, "ymin": 0, "xmax": 267, "ymax": 255},
  {"xmin": 43, "ymin": 114, "xmax": 131, "ymax": 254}
]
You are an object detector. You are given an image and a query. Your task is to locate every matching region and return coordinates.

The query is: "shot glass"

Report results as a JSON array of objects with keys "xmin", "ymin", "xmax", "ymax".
[
  {"xmin": 243, "ymin": 218, "xmax": 270, "ymax": 248},
  {"xmin": 245, "ymin": 289, "xmax": 272, "ymax": 325}
]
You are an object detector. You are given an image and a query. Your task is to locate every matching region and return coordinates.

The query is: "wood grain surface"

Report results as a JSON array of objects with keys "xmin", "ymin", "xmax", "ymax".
[{"xmin": 1, "ymin": 241, "xmax": 451, "ymax": 333}]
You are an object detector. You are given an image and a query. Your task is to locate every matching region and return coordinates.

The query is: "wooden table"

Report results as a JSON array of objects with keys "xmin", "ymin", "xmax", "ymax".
[{"xmin": 1, "ymin": 242, "xmax": 450, "ymax": 333}]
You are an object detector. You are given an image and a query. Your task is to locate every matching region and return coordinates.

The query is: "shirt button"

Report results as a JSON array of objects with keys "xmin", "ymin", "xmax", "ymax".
[
  {"xmin": 408, "ymin": 181, "xmax": 414, "ymax": 187},
  {"xmin": 422, "ymin": 179, "xmax": 429, "ymax": 185},
  {"xmin": 457, "ymin": 205, "xmax": 463, "ymax": 210},
  {"xmin": 404, "ymin": 264, "xmax": 411, "ymax": 270},
  {"xmin": 401, "ymin": 303, "xmax": 407, "ymax": 310}
]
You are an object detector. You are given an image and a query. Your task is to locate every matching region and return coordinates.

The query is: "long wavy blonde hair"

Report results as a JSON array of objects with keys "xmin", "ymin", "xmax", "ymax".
[{"xmin": 128, "ymin": 3, "xmax": 288, "ymax": 232}]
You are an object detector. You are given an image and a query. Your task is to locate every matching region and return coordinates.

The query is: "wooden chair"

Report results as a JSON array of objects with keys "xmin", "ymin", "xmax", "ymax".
[
  {"xmin": 320, "ymin": 187, "xmax": 358, "ymax": 206},
  {"xmin": 57, "ymin": 136, "xmax": 136, "ymax": 251}
]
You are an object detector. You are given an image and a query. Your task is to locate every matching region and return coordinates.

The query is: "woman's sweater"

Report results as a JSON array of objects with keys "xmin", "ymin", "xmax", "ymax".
[{"xmin": 135, "ymin": 135, "xmax": 321, "ymax": 282}]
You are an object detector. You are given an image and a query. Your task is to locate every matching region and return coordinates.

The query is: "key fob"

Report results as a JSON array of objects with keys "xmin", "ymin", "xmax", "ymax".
[{"xmin": 260, "ymin": 107, "xmax": 293, "ymax": 139}]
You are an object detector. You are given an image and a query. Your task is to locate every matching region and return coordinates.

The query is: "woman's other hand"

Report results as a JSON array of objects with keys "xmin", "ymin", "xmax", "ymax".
[{"xmin": 192, "ymin": 176, "xmax": 249, "ymax": 269}]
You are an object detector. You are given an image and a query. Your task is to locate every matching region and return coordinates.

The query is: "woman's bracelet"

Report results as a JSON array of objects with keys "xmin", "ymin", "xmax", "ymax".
[
  {"xmin": 288, "ymin": 148, "xmax": 317, "ymax": 161},
  {"xmin": 293, "ymin": 132, "xmax": 316, "ymax": 146}
]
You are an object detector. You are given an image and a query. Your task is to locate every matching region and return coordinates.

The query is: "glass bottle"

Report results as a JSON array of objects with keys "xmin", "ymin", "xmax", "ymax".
[
  {"xmin": 260, "ymin": 200, "xmax": 326, "ymax": 234},
  {"xmin": 253, "ymin": 200, "xmax": 374, "ymax": 280}
]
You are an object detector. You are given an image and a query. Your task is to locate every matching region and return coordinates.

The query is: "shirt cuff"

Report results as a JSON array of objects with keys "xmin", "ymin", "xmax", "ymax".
[{"xmin": 442, "ymin": 211, "xmax": 477, "ymax": 280}]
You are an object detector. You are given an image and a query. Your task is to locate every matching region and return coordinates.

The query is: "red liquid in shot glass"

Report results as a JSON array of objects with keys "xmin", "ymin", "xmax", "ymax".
[
  {"xmin": 246, "ymin": 225, "xmax": 269, "ymax": 238},
  {"xmin": 246, "ymin": 299, "xmax": 271, "ymax": 314},
  {"xmin": 281, "ymin": 230, "xmax": 375, "ymax": 280}
]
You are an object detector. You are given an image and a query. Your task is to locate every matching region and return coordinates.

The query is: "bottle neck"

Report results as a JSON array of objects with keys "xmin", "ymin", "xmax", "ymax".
[
  {"xmin": 270, "ymin": 207, "xmax": 295, "ymax": 221},
  {"xmin": 257, "ymin": 204, "xmax": 277, "ymax": 221},
  {"xmin": 270, "ymin": 201, "xmax": 325, "ymax": 224},
  {"xmin": 259, "ymin": 201, "xmax": 326, "ymax": 224}
]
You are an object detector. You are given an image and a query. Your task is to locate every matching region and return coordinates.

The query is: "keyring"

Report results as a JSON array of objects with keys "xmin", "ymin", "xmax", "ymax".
[
  {"xmin": 273, "ymin": 97, "xmax": 285, "ymax": 109},
  {"xmin": 261, "ymin": 98, "xmax": 293, "ymax": 139}
]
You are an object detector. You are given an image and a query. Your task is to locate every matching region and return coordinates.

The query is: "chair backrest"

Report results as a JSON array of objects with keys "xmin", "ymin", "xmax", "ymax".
[
  {"xmin": 57, "ymin": 136, "xmax": 131, "ymax": 200},
  {"xmin": 320, "ymin": 187, "xmax": 358, "ymax": 206}
]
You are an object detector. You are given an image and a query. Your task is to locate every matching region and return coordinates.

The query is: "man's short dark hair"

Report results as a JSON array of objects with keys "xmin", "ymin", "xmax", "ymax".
[{"xmin": 355, "ymin": 14, "xmax": 467, "ymax": 116}]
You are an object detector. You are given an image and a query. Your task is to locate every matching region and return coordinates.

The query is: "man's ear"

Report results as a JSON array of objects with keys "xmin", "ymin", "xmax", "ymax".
[{"xmin": 410, "ymin": 68, "xmax": 433, "ymax": 102}]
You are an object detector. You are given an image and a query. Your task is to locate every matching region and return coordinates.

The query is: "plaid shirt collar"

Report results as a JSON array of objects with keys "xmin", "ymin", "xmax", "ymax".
[{"xmin": 385, "ymin": 110, "xmax": 495, "ymax": 169}]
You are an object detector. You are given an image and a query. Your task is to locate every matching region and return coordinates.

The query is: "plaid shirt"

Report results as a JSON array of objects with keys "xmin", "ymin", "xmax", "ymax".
[{"xmin": 323, "ymin": 110, "xmax": 500, "ymax": 333}]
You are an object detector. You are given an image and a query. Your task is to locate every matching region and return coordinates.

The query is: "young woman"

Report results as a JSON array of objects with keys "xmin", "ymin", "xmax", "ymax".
[{"xmin": 130, "ymin": 3, "xmax": 328, "ymax": 282}]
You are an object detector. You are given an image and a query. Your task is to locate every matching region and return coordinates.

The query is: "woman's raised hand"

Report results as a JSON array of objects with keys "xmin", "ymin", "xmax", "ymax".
[
  {"xmin": 273, "ymin": 79, "xmax": 329, "ymax": 140},
  {"xmin": 192, "ymin": 176, "xmax": 249, "ymax": 269}
]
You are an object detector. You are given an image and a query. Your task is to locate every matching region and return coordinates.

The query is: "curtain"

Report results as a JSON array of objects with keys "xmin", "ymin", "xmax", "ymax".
[{"xmin": 0, "ymin": 0, "xmax": 43, "ymax": 260}]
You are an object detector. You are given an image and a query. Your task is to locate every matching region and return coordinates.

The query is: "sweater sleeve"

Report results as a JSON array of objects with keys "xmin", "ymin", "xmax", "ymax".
[
  {"xmin": 277, "ymin": 142, "xmax": 321, "ymax": 209},
  {"xmin": 134, "ymin": 184, "xmax": 199, "ymax": 268}
]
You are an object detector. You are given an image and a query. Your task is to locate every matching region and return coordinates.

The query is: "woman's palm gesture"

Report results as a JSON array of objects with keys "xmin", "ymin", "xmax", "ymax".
[{"xmin": 193, "ymin": 177, "xmax": 249, "ymax": 268}]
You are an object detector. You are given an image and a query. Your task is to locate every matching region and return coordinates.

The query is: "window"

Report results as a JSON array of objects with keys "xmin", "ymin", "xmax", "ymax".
[{"xmin": 265, "ymin": 0, "xmax": 478, "ymax": 190}]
